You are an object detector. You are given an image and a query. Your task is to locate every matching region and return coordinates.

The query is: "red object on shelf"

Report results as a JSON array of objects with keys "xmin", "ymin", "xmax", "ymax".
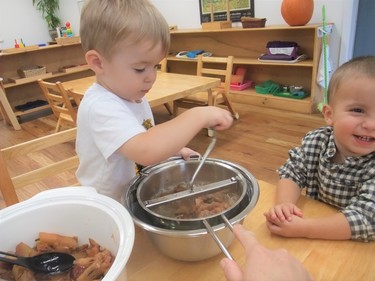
[{"xmin": 230, "ymin": 80, "xmax": 253, "ymax": 91}]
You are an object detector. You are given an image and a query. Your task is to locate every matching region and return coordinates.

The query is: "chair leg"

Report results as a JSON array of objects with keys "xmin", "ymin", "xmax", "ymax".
[
  {"xmin": 55, "ymin": 118, "xmax": 62, "ymax": 133},
  {"xmin": 222, "ymin": 93, "xmax": 240, "ymax": 120},
  {"xmin": 0, "ymin": 153, "xmax": 19, "ymax": 206},
  {"xmin": 206, "ymin": 94, "xmax": 218, "ymax": 137}
]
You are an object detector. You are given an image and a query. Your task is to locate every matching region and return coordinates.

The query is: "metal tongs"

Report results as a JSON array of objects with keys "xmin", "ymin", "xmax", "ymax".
[
  {"xmin": 144, "ymin": 132, "xmax": 222, "ymax": 208},
  {"xmin": 188, "ymin": 131, "xmax": 217, "ymax": 191},
  {"xmin": 143, "ymin": 132, "xmax": 238, "ymax": 261},
  {"xmin": 144, "ymin": 176, "xmax": 240, "ymax": 208}
]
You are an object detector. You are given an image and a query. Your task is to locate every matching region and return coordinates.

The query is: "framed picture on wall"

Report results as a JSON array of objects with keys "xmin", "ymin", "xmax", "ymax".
[{"xmin": 199, "ymin": 0, "xmax": 255, "ymax": 23}]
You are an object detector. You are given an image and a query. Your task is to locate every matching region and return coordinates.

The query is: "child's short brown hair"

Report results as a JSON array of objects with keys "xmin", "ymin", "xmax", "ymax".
[
  {"xmin": 328, "ymin": 56, "xmax": 375, "ymax": 104},
  {"xmin": 80, "ymin": 0, "xmax": 170, "ymax": 59}
]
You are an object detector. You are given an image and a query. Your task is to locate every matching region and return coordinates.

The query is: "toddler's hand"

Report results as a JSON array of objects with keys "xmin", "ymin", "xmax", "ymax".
[
  {"xmin": 266, "ymin": 215, "xmax": 308, "ymax": 238},
  {"xmin": 200, "ymin": 106, "xmax": 233, "ymax": 131},
  {"xmin": 264, "ymin": 203, "xmax": 303, "ymax": 223},
  {"xmin": 179, "ymin": 147, "xmax": 200, "ymax": 160}
]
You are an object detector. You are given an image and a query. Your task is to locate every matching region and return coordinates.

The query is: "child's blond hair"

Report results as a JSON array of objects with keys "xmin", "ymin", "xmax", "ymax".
[
  {"xmin": 80, "ymin": 0, "xmax": 170, "ymax": 59},
  {"xmin": 328, "ymin": 56, "xmax": 375, "ymax": 104}
]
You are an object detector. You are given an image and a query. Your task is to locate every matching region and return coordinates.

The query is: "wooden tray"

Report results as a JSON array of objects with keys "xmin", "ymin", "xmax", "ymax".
[
  {"xmin": 59, "ymin": 64, "xmax": 90, "ymax": 73},
  {"xmin": 55, "ymin": 36, "xmax": 80, "ymax": 45},
  {"xmin": 8, "ymin": 72, "xmax": 53, "ymax": 84},
  {"xmin": 201, "ymin": 21, "xmax": 232, "ymax": 30}
]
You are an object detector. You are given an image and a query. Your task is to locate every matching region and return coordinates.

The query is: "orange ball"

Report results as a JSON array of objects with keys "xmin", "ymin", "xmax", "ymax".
[{"xmin": 281, "ymin": 0, "xmax": 314, "ymax": 26}]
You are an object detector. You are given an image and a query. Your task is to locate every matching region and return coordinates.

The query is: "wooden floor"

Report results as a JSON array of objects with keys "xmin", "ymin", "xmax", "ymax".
[{"xmin": 0, "ymin": 103, "xmax": 325, "ymax": 209}]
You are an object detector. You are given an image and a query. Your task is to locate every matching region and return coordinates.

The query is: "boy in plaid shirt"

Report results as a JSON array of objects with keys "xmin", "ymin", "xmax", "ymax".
[{"xmin": 264, "ymin": 56, "xmax": 375, "ymax": 242}]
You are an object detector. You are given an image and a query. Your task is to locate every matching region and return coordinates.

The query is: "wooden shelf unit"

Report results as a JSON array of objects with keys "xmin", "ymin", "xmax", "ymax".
[
  {"xmin": 167, "ymin": 24, "xmax": 324, "ymax": 113},
  {"xmin": 0, "ymin": 43, "xmax": 93, "ymax": 130}
]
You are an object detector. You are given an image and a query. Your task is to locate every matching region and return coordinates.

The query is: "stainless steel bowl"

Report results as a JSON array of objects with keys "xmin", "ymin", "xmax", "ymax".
[{"xmin": 123, "ymin": 157, "xmax": 259, "ymax": 261}]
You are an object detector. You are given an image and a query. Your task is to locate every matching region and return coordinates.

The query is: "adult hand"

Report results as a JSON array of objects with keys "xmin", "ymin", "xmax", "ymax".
[{"xmin": 220, "ymin": 224, "xmax": 313, "ymax": 281}]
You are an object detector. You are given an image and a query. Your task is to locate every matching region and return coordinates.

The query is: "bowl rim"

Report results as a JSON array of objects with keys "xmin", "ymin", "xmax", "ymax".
[
  {"xmin": 0, "ymin": 186, "xmax": 135, "ymax": 281},
  {"xmin": 124, "ymin": 158, "xmax": 259, "ymax": 237},
  {"xmin": 136, "ymin": 159, "xmax": 249, "ymax": 223}
]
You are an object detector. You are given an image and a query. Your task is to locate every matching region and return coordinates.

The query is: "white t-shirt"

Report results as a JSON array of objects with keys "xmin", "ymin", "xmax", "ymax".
[{"xmin": 76, "ymin": 83, "xmax": 154, "ymax": 201}]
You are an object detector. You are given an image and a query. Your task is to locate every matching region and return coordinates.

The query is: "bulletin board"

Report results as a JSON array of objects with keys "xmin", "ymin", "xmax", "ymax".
[{"xmin": 199, "ymin": 0, "xmax": 254, "ymax": 23}]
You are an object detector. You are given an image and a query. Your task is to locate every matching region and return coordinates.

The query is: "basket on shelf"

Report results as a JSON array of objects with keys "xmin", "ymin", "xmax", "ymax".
[
  {"xmin": 241, "ymin": 17, "xmax": 267, "ymax": 28},
  {"xmin": 17, "ymin": 66, "xmax": 47, "ymax": 78}
]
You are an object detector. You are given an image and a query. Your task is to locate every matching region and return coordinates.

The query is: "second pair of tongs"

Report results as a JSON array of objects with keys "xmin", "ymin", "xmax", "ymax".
[{"xmin": 188, "ymin": 131, "xmax": 217, "ymax": 191}]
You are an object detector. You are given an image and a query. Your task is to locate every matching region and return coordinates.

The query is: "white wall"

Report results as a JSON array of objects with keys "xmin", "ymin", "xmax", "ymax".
[
  {"xmin": 0, "ymin": 0, "xmax": 50, "ymax": 48},
  {"xmin": 0, "ymin": 0, "xmax": 358, "ymax": 69},
  {"xmin": 0, "ymin": 0, "xmax": 82, "ymax": 49}
]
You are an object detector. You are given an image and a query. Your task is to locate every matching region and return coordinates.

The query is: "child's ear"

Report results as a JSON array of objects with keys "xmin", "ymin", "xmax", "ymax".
[
  {"xmin": 85, "ymin": 50, "xmax": 104, "ymax": 74},
  {"xmin": 322, "ymin": 104, "xmax": 334, "ymax": 125}
]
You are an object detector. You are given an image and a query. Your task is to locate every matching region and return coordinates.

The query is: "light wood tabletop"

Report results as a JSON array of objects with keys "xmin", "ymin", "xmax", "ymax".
[
  {"xmin": 62, "ymin": 72, "xmax": 221, "ymax": 107},
  {"xmin": 125, "ymin": 180, "xmax": 375, "ymax": 281}
]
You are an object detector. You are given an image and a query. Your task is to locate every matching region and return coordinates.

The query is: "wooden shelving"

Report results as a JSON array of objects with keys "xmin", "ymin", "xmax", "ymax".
[
  {"xmin": 3, "ymin": 67, "xmax": 90, "ymax": 88},
  {"xmin": 14, "ymin": 105, "xmax": 51, "ymax": 117},
  {"xmin": 167, "ymin": 24, "xmax": 325, "ymax": 113},
  {"xmin": 0, "ymin": 43, "xmax": 93, "ymax": 129}
]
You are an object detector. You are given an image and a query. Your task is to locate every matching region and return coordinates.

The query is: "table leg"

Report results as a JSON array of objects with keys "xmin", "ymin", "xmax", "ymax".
[{"xmin": 0, "ymin": 86, "xmax": 21, "ymax": 130}]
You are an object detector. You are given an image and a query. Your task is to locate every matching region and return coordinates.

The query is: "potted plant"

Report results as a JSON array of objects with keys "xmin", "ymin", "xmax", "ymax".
[{"xmin": 32, "ymin": 0, "xmax": 61, "ymax": 39}]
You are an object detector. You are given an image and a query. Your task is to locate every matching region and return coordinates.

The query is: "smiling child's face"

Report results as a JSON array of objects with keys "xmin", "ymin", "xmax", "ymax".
[{"xmin": 323, "ymin": 76, "xmax": 375, "ymax": 159}]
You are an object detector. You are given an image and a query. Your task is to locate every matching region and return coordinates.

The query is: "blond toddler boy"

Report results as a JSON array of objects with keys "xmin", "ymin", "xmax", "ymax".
[{"xmin": 76, "ymin": 0, "xmax": 233, "ymax": 201}]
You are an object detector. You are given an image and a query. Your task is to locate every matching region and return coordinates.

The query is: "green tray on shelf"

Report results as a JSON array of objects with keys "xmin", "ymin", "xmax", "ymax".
[
  {"xmin": 272, "ymin": 91, "xmax": 308, "ymax": 99},
  {"xmin": 255, "ymin": 80, "xmax": 281, "ymax": 94}
]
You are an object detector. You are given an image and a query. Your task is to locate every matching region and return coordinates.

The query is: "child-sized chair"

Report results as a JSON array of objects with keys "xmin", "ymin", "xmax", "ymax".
[
  {"xmin": 38, "ymin": 79, "xmax": 78, "ymax": 132},
  {"xmin": 173, "ymin": 55, "xmax": 239, "ymax": 122}
]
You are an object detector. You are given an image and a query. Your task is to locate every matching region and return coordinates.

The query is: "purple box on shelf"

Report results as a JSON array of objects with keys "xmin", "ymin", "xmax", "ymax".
[{"xmin": 230, "ymin": 80, "xmax": 253, "ymax": 91}]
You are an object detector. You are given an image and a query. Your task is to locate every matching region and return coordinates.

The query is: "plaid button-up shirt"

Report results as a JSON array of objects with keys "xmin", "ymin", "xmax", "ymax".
[{"xmin": 278, "ymin": 126, "xmax": 375, "ymax": 242}]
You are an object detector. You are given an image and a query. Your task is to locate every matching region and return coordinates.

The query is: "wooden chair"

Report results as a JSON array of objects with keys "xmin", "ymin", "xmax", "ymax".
[
  {"xmin": 37, "ymin": 79, "xmax": 78, "ymax": 132},
  {"xmin": 173, "ymin": 55, "xmax": 239, "ymax": 120},
  {"xmin": 66, "ymin": 88, "xmax": 83, "ymax": 107},
  {"xmin": 159, "ymin": 58, "xmax": 173, "ymax": 115},
  {"xmin": 0, "ymin": 128, "xmax": 79, "ymax": 207}
]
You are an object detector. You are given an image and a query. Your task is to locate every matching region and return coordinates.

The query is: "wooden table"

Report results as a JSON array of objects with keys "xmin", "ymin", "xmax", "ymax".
[
  {"xmin": 125, "ymin": 180, "xmax": 375, "ymax": 281},
  {"xmin": 62, "ymin": 72, "xmax": 221, "ymax": 107}
]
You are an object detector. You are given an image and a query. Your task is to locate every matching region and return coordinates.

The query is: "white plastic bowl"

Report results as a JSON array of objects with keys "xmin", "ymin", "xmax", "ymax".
[{"xmin": 0, "ymin": 186, "xmax": 135, "ymax": 281}]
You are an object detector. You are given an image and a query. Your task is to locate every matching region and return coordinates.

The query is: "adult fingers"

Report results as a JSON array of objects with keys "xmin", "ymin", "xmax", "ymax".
[
  {"xmin": 233, "ymin": 224, "xmax": 258, "ymax": 254},
  {"xmin": 220, "ymin": 258, "xmax": 243, "ymax": 281}
]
